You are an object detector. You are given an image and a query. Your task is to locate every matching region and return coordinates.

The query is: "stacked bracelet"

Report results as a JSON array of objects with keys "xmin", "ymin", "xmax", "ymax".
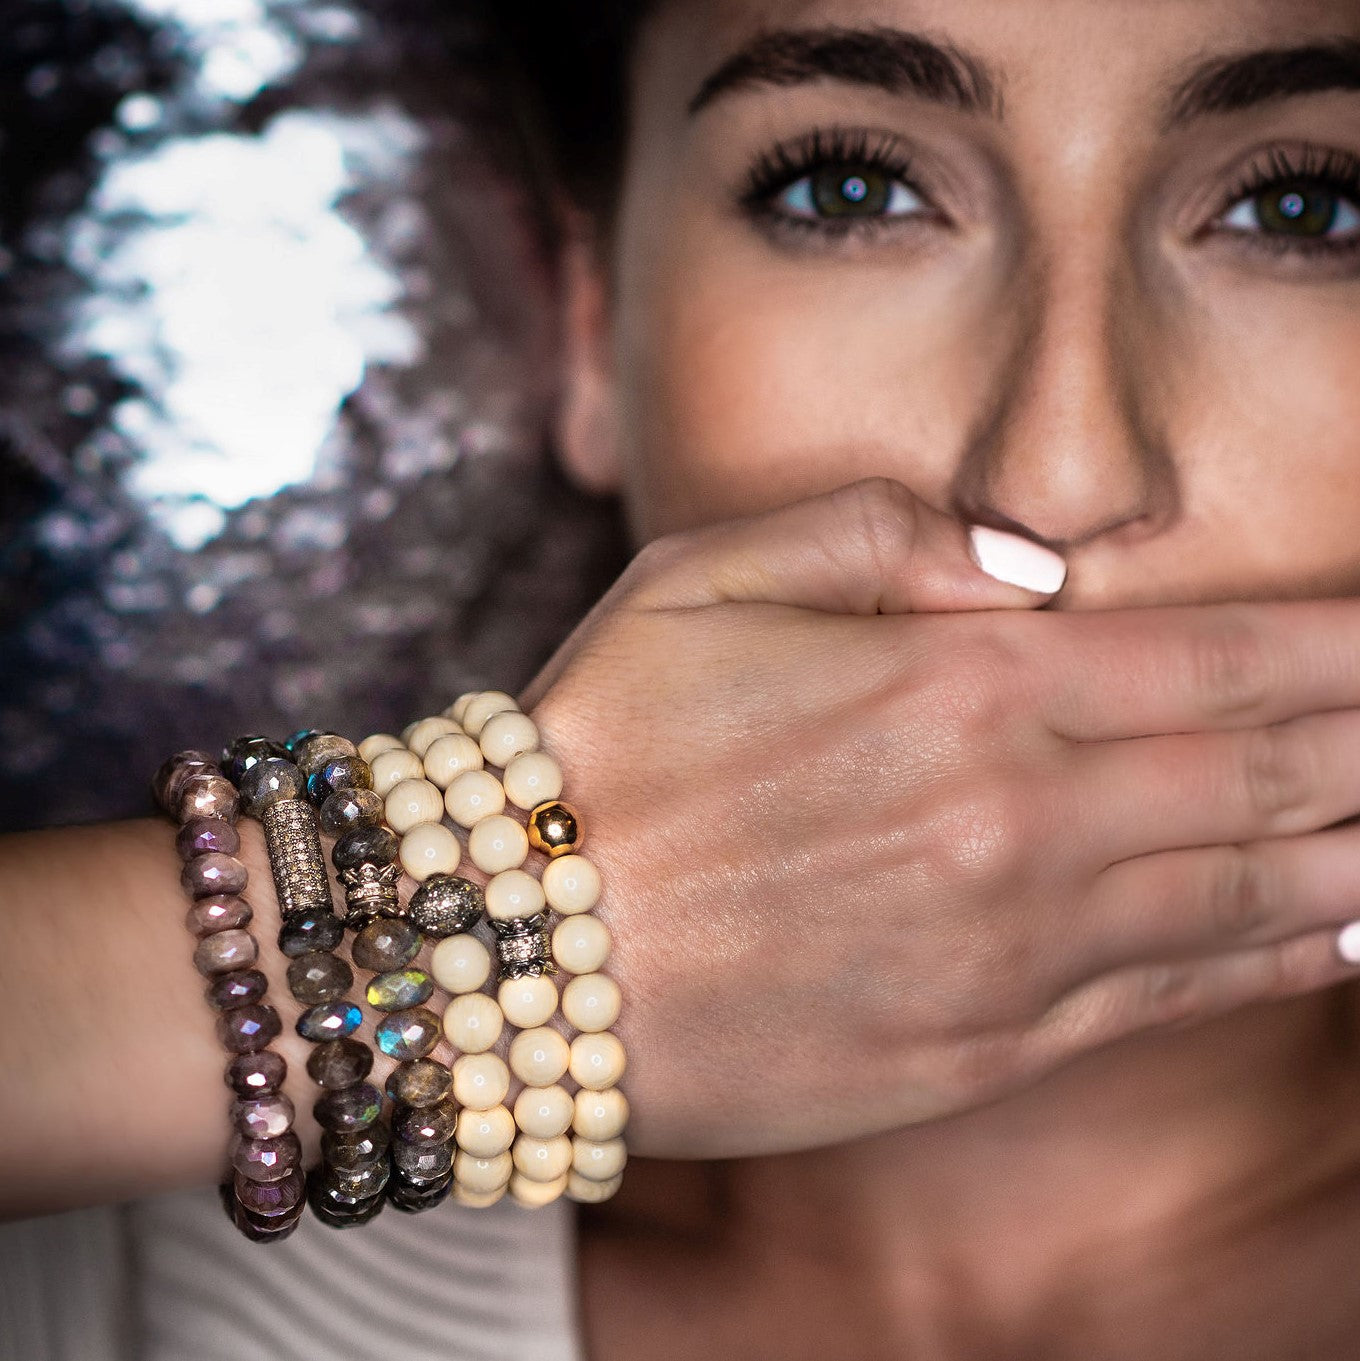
[{"xmin": 153, "ymin": 749, "xmax": 304, "ymax": 1242}]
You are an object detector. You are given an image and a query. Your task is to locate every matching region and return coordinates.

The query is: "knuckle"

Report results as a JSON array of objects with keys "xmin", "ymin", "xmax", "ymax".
[
  {"xmin": 839, "ymin": 477, "xmax": 919, "ymax": 572},
  {"xmin": 1139, "ymin": 962, "xmax": 1203, "ymax": 1028},
  {"xmin": 1192, "ymin": 614, "xmax": 1274, "ymax": 720},
  {"xmin": 1204, "ymin": 845, "xmax": 1273, "ymax": 942},
  {"xmin": 923, "ymin": 785, "xmax": 1029, "ymax": 896},
  {"xmin": 1240, "ymin": 723, "xmax": 1315, "ymax": 823}
]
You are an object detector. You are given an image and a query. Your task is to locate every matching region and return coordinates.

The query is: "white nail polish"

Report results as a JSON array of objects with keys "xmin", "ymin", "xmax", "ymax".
[
  {"xmin": 968, "ymin": 525, "xmax": 1067, "ymax": 594},
  {"xmin": 1337, "ymin": 921, "xmax": 1360, "ymax": 964}
]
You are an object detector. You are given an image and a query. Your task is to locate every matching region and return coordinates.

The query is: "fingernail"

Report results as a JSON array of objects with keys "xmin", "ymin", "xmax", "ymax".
[
  {"xmin": 1338, "ymin": 921, "xmax": 1360, "ymax": 964},
  {"xmin": 968, "ymin": 525, "xmax": 1067, "ymax": 594}
]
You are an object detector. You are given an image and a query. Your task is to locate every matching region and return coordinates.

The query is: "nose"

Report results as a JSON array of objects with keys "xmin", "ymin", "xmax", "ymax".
[{"xmin": 949, "ymin": 246, "xmax": 1178, "ymax": 554}]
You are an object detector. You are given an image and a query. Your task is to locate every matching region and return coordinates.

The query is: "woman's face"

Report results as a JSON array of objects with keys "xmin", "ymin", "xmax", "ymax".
[{"xmin": 561, "ymin": 0, "xmax": 1360, "ymax": 610}]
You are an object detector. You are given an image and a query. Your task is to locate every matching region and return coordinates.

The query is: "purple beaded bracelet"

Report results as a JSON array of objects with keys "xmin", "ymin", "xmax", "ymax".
[{"xmin": 153, "ymin": 750, "xmax": 305, "ymax": 1242}]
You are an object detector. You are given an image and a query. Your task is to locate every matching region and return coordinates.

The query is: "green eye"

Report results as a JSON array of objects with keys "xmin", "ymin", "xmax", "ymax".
[
  {"xmin": 776, "ymin": 164, "xmax": 924, "ymax": 220},
  {"xmin": 1223, "ymin": 180, "xmax": 1360, "ymax": 238}
]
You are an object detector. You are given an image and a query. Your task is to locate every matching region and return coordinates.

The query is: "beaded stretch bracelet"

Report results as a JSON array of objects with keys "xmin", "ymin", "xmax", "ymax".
[{"xmin": 153, "ymin": 750, "xmax": 304, "ymax": 1242}]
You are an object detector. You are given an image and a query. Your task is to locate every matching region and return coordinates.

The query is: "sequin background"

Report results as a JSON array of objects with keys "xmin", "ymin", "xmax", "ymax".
[{"xmin": 0, "ymin": 0, "xmax": 630, "ymax": 831}]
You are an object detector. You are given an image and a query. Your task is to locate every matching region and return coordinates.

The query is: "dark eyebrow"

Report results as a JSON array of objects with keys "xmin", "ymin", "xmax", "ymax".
[
  {"xmin": 1166, "ymin": 40, "xmax": 1360, "ymax": 129},
  {"xmin": 688, "ymin": 25, "xmax": 1003, "ymax": 119}
]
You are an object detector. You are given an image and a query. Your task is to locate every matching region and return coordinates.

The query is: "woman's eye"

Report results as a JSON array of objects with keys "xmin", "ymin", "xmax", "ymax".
[
  {"xmin": 1221, "ymin": 181, "xmax": 1360, "ymax": 239},
  {"xmin": 774, "ymin": 164, "xmax": 924, "ymax": 220}
]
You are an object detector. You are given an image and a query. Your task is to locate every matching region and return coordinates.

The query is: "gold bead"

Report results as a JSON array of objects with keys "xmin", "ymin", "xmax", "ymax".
[{"xmin": 527, "ymin": 801, "xmax": 583, "ymax": 858}]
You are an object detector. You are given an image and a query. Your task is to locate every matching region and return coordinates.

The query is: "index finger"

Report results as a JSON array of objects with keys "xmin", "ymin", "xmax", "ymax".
[{"xmin": 1039, "ymin": 597, "xmax": 1360, "ymax": 741}]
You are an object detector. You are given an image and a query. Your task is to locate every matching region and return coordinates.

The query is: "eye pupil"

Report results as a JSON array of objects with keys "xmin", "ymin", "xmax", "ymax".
[
  {"xmin": 810, "ymin": 164, "xmax": 890, "ymax": 216},
  {"xmin": 1257, "ymin": 181, "xmax": 1338, "ymax": 236},
  {"xmin": 1278, "ymin": 191, "xmax": 1307, "ymax": 220},
  {"xmin": 842, "ymin": 176, "xmax": 869, "ymax": 203}
]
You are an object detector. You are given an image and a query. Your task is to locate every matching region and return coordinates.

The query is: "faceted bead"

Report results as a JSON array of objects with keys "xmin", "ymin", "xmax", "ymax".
[
  {"xmin": 221, "ymin": 735, "xmax": 290, "ymax": 788},
  {"xmin": 308, "ymin": 1182, "xmax": 385, "ymax": 1226},
  {"xmin": 296, "ymin": 1000, "xmax": 363, "ymax": 1042},
  {"xmin": 408, "ymin": 875, "xmax": 484, "ymax": 938},
  {"xmin": 307, "ymin": 755, "xmax": 373, "ymax": 807},
  {"xmin": 307, "ymin": 1038, "xmax": 373, "ymax": 1089},
  {"xmin": 390, "ymin": 1140, "xmax": 453, "ymax": 1179},
  {"xmin": 351, "ymin": 917, "xmax": 421, "ymax": 972},
  {"xmin": 318, "ymin": 787, "xmax": 383, "ymax": 837},
  {"xmin": 313, "ymin": 1081, "xmax": 383, "ymax": 1133},
  {"xmin": 277, "ymin": 911, "xmax": 344, "ymax": 957},
  {"xmin": 181, "ymin": 852, "xmax": 248, "ymax": 899},
  {"xmin": 232, "ymin": 1092, "xmax": 295, "ymax": 1139},
  {"xmin": 328, "ymin": 1159, "xmax": 390, "ymax": 1200},
  {"xmin": 177, "ymin": 773, "xmax": 240, "ymax": 825},
  {"xmin": 238, "ymin": 758, "xmax": 305, "ymax": 817},
  {"xmin": 225, "ymin": 1049, "xmax": 287, "ymax": 1097},
  {"xmin": 393, "ymin": 1095, "xmax": 458, "ymax": 1146},
  {"xmin": 176, "ymin": 817, "xmax": 241, "ymax": 860},
  {"xmin": 374, "ymin": 1007, "xmax": 442, "ymax": 1060},
  {"xmin": 193, "ymin": 928, "xmax": 258, "ymax": 976},
  {"xmin": 232, "ymin": 1196, "xmax": 305, "ymax": 1240},
  {"xmin": 233, "ymin": 1166, "xmax": 305, "ymax": 1216},
  {"xmin": 217, "ymin": 1003, "xmax": 282, "ymax": 1053},
  {"xmin": 294, "ymin": 732, "xmax": 357, "ymax": 780},
  {"xmin": 153, "ymin": 750, "xmax": 216, "ymax": 815},
  {"xmin": 205, "ymin": 968, "xmax": 268, "ymax": 1011},
  {"xmin": 284, "ymin": 728, "xmax": 321, "ymax": 754},
  {"xmin": 366, "ymin": 968, "xmax": 434, "ymax": 1012},
  {"xmin": 322, "ymin": 1123, "xmax": 389, "ymax": 1169},
  {"xmin": 185, "ymin": 893, "xmax": 253, "ymax": 937},
  {"xmin": 286, "ymin": 950, "xmax": 354, "ymax": 1004},
  {"xmin": 230, "ymin": 1130, "xmax": 302, "ymax": 1183},
  {"xmin": 527, "ymin": 801, "xmax": 583, "ymax": 858},
  {"xmin": 332, "ymin": 824, "xmax": 398, "ymax": 872},
  {"xmin": 387, "ymin": 1171, "xmax": 453, "ymax": 1213},
  {"xmin": 384, "ymin": 1059, "xmax": 451, "ymax": 1108}
]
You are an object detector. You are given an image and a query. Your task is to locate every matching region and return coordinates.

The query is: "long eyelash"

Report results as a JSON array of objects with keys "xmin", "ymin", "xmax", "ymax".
[{"xmin": 1216, "ymin": 143, "xmax": 1360, "ymax": 258}]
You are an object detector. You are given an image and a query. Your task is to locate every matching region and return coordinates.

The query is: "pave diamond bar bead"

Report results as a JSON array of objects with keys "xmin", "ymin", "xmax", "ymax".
[{"xmin": 262, "ymin": 798, "xmax": 333, "ymax": 919}]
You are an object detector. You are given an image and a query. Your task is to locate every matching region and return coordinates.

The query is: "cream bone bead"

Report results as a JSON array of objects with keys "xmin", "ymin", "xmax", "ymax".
[
  {"xmin": 498, "ymin": 974, "xmax": 559, "ymax": 1029},
  {"xmin": 478, "ymin": 710, "xmax": 540, "ymax": 767},
  {"xmin": 443, "ymin": 992, "xmax": 504, "ymax": 1054},
  {"xmin": 513, "ymin": 1133, "xmax": 573, "ymax": 1183},
  {"xmin": 454, "ymin": 1149, "xmax": 512, "ymax": 1194},
  {"xmin": 461, "ymin": 691, "xmax": 520, "ymax": 739},
  {"xmin": 561, "ymin": 973, "xmax": 621, "ymax": 1033},
  {"xmin": 453, "ymin": 1183, "xmax": 506, "ymax": 1208},
  {"xmin": 468, "ymin": 815, "xmax": 529, "ymax": 875},
  {"xmin": 485, "ymin": 869, "xmax": 546, "ymax": 923},
  {"xmin": 452, "ymin": 1053, "xmax": 511, "ymax": 1110},
  {"xmin": 444, "ymin": 769, "xmax": 506, "ymax": 828},
  {"xmin": 573, "ymin": 1086, "xmax": 630, "ymax": 1141},
  {"xmin": 572, "ymin": 1136, "xmax": 627, "ymax": 1182},
  {"xmin": 567, "ymin": 1171, "xmax": 622, "ymax": 1204},
  {"xmin": 455, "ymin": 1103, "xmax": 516, "ymax": 1158},
  {"xmin": 502, "ymin": 751, "xmax": 564, "ymax": 811},
  {"xmin": 509, "ymin": 1026, "xmax": 571, "ymax": 1086},
  {"xmin": 423, "ymin": 733, "xmax": 484, "ymax": 789},
  {"xmin": 430, "ymin": 932, "xmax": 492, "ymax": 994},
  {"xmin": 552, "ymin": 914, "xmax": 611, "ymax": 974},
  {"xmin": 570, "ymin": 1032, "xmax": 627, "ymax": 1090},
  {"xmin": 358, "ymin": 733, "xmax": 404, "ymax": 762},
  {"xmin": 370, "ymin": 747, "xmax": 424, "ymax": 796},
  {"xmin": 514, "ymin": 1084, "xmax": 575, "ymax": 1139},
  {"xmin": 385, "ymin": 777, "xmax": 445, "ymax": 833},
  {"xmin": 541, "ymin": 855, "xmax": 600, "ymax": 916},
  {"xmin": 405, "ymin": 715, "xmax": 463, "ymax": 757},
  {"xmin": 509, "ymin": 1171, "xmax": 568, "ymax": 1208},
  {"xmin": 446, "ymin": 692, "xmax": 480, "ymax": 725},
  {"xmin": 398, "ymin": 821, "xmax": 462, "ymax": 881}
]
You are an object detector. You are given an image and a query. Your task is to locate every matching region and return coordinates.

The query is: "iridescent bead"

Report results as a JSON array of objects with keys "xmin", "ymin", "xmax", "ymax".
[
  {"xmin": 232, "ymin": 1197, "xmax": 305, "ymax": 1240},
  {"xmin": 307, "ymin": 1038, "xmax": 373, "ymax": 1089},
  {"xmin": 332, "ymin": 824, "xmax": 398, "ymax": 872},
  {"xmin": 365, "ymin": 968, "xmax": 433, "ymax": 1012},
  {"xmin": 276, "ymin": 911, "xmax": 344, "ymax": 957},
  {"xmin": 152, "ymin": 750, "xmax": 216, "ymax": 815},
  {"xmin": 296, "ymin": 1000, "xmax": 363, "ymax": 1043},
  {"xmin": 221, "ymin": 735, "xmax": 290, "ymax": 788},
  {"xmin": 308, "ymin": 1185, "xmax": 385, "ymax": 1226},
  {"xmin": 374, "ymin": 1007, "xmax": 441, "ymax": 1061},
  {"xmin": 318, "ymin": 787, "xmax": 384, "ymax": 837},
  {"xmin": 238, "ymin": 757, "xmax": 305, "ymax": 817},
  {"xmin": 294, "ymin": 732, "xmax": 358, "ymax": 779},
  {"xmin": 408, "ymin": 874, "xmax": 484, "ymax": 938},
  {"xmin": 322, "ymin": 1123, "xmax": 389, "ymax": 1169},
  {"xmin": 351, "ymin": 917, "xmax": 421, "ymax": 972},
  {"xmin": 393, "ymin": 1095, "xmax": 458, "ymax": 1146},
  {"xmin": 284, "ymin": 728, "xmax": 321, "ymax": 754},
  {"xmin": 233, "ymin": 1166, "xmax": 304, "ymax": 1216},
  {"xmin": 391, "ymin": 1140, "xmax": 453, "ymax": 1180},
  {"xmin": 217, "ymin": 1003, "xmax": 282, "ymax": 1054},
  {"xmin": 286, "ymin": 951, "xmax": 353, "ymax": 1004},
  {"xmin": 177, "ymin": 773, "xmax": 240, "ymax": 825},
  {"xmin": 225, "ymin": 1049, "xmax": 287, "ymax": 1097},
  {"xmin": 230, "ymin": 1130, "xmax": 302, "ymax": 1183},
  {"xmin": 232, "ymin": 1093, "xmax": 295, "ymax": 1139},
  {"xmin": 185, "ymin": 893, "xmax": 253, "ymax": 937},
  {"xmin": 205, "ymin": 968, "xmax": 268, "ymax": 1010},
  {"xmin": 384, "ymin": 1059, "xmax": 451, "ymax": 1108},
  {"xmin": 180, "ymin": 852, "xmax": 248, "ymax": 899},
  {"xmin": 313, "ymin": 1081, "xmax": 383, "ymax": 1133},
  {"xmin": 527, "ymin": 801, "xmax": 583, "ymax": 858},
  {"xmin": 328, "ymin": 1159, "xmax": 390, "ymax": 1200},
  {"xmin": 306, "ymin": 755, "xmax": 372, "ymax": 806},
  {"xmin": 193, "ymin": 929, "xmax": 258, "ymax": 977},
  {"xmin": 176, "ymin": 817, "xmax": 241, "ymax": 860},
  {"xmin": 387, "ymin": 1171, "xmax": 453, "ymax": 1213}
]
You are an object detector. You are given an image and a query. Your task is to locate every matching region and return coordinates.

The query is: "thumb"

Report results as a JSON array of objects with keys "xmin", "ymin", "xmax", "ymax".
[{"xmin": 631, "ymin": 477, "xmax": 1067, "ymax": 614}]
